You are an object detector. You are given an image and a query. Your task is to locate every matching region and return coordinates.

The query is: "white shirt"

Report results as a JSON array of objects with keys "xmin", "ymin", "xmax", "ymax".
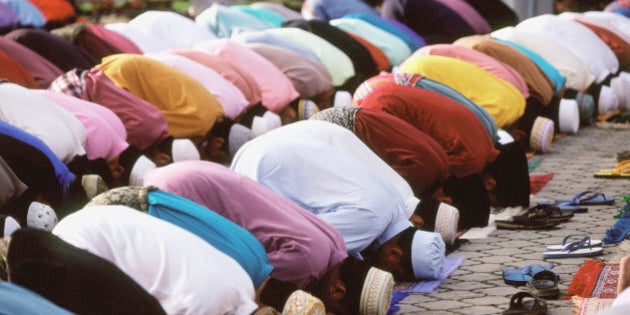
[
  {"xmin": 492, "ymin": 26, "xmax": 595, "ymax": 92},
  {"xmin": 0, "ymin": 83, "xmax": 86, "ymax": 163},
  {"xmin": 105, "ymin": 22, "xmax": 171, "ymax": 53},
  {"xmin": 129, "ymin": 11, "xmax": 216, "ymax": 51},
  {"xmin": 516, "ymin": 14, "xmax": 618, "ymax": 83},
  {"xmin": 231, "ymin": 120, "xmax": 413, "ymax": 258},
  {"xmin": 53, "ymin": 205, "xmax": 258, "ymax": 315}
]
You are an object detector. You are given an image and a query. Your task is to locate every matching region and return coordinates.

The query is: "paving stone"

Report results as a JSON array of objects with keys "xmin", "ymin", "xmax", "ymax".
[{"xmin": 390, "ymin": 128, "xmax": 630, "ymax": 314}]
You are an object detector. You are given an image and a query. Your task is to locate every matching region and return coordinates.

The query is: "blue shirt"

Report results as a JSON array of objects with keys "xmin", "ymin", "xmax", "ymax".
[
  {"xmin": 146, "ymin": 189, "xmax": 273, "ymax": 288},
  {"xmin": 0, "ymin": 281, "xmax": 74, "ymax": 315},
  {"xmin": 345, "ymin": 13, "xmax": 425, "ymax": 52},
  {"xmin": 0, "ymin": 120, "xmax": 74, "ymax": 186}
]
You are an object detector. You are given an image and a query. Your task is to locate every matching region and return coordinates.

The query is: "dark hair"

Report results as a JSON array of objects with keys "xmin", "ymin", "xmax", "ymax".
[
  {"xmin": 155, "ymin": 135, "xmax": 174, "ymax": 159},
  {"xmin": 443, "ymin": 174, "xmax": 490, "ymax": 229},
  {"xmin": 207, "ymin": 117, "xmax": 235, "ymax": 154},
  {"xmin": 336, "ymin": 257, "xmax": 372, "ymax": 315},
  {"xmin": 118, "ymin": 146, "xmax": 142, "ymax": 186},
  {"xmin": 236, "ymin": 103, "xmax": 267, "ymax": 129},
  {"xmin": 487, "ymin": 142, "xmax": 530, "ymax": 208},
  {"xmin": 258, "ymin": 277, "xmax": 298, "ymax": 311}
]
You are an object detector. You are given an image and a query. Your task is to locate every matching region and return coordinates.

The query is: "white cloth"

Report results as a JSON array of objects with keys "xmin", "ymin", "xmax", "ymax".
[
  {"xmin": 516, "ymin": 14, "xmax": 618, "ymax": 84},
  {"xmin": 52, "ymin": 205, "xmax": 258, "ymax": 315},
  {"xmin": 492, "ymin": 27, "xmax": 595, "ymax": 92},
  {"xmin": 231, "ymin": 120, "xmax": 414, "ymax": 258},
  {"xmin": 581, "ymin": 11, "xmax": 630, "ymax": 44},
  {"xmin": 0, "ymin": 83, "xmax": 86, "ymax": 164},
  {"xmin": 147, "ymin": 53, "xmax": 249, "ymax": 119},
  {"xmin": 105, "ymin": 22, "xmax": 171, "ymax": 54},
  {"xmin": 129, "ymin": 10, "xmax": 216, "ymax": 51}
]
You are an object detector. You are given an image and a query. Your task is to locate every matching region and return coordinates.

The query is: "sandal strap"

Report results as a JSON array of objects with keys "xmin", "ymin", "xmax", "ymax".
[
  {"xmin": 613, "ymin": 161, "xmax": 630, "ymax": 176},
  {"xmin": 561, "ymin": 233, "xmax": 589, "ymax": 246},
  {"xmin": 571, "ymin": 190, "xmax": 601, "ymax": 205},
  {"xmin": 562, "ymin": 236, "xmax": 592, "ymax": 252}
]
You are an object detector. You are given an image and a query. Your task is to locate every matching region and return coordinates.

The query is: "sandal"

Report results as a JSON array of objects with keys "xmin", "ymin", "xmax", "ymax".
[
  {"xmin": 503, "ymin": 291, "xmax": 547, "ymax": 315},
  {"xmin": 546, "ymin": 234, "xmax": 602, "ymax": 251},
  {"xmin": 518, "ymin": 204, "xmax": 574, "ymax": 223},
  {"xmin": 554, "ymin": 190, "xmax": 615, "ymax": 206},
  {"xmin": 503, "ymin": 263, "xmax": 556, "ymax": 286},
  {"xmin": 526, "ymin": 270, "xmax": 560, "ymax": 299},
  {"xmin": 594, "ymin": 160, "xmax": 630, "ymax": 178},
  {"xmin": 537, "ymin": 201, "xmax": 587, "ymax": 213},
  {"xmin": 542, "ymin": 235, "xmax": 604, "ymax": 259}
]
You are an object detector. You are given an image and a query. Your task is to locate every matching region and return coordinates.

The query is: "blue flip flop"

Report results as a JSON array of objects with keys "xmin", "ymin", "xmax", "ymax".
[
  {"xmin": 546, "ymin": 234, "xmax": 602, "ymax": 251},
  {"xmin": 555, "ymin": 191, "xmax": 615, "ymax": 207},
  {"xmin": 542, "ymin": 236, "xmax": 604, "ymax": 259},
  {"xmin": 503, "ymin": 263, "xmax": 556, "ymax": 286}
]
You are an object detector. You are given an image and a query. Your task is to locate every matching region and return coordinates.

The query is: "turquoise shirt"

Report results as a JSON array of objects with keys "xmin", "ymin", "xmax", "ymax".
[
  {"xmin": 494, "ymin": 38, "xmax": 566, "ymax": 95},
  {"xmin": 147, "ymin": 189, "xmax": 273, "ymax": 288}
]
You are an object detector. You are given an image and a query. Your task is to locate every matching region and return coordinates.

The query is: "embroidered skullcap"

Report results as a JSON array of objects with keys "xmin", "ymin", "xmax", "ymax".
[
  {"xmin": 81, "ymin": 174, "xmax": 108, "ymax": 200},
  {"xmin": 333, "ymin": 91, "xmax": 353, "ymax": 108},
  {"xmin": 297, "ymin": 100, "xmax": 320, "ymax": 121},
  {"xmin": 410, "ymin": 230, "xmax": 445, "ymax": 279},
  {"xmin": 26, "ymin": 201, "xmax": 58, "ymax": 231},
  {"xmin": 282, "ymin": 290, "xmax": 325, "ymax": 315},
  {"xmin": 576, "ymin": 92, "xmax": 595, "ymax": 124},
  {"xmin": 530, "ymin": 117, "xmax": 554, "ymax": 153},
  {"xmin": 359, "ymin": 267, "xmax": 394, "ymax": 315},
  {"xmin": 598, "ymin": 85, "xmax": 619, "ymax": 116}
]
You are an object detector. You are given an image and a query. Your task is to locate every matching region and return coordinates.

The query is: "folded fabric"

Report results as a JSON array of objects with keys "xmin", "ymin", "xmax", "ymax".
[
  {"xmin": 546, "ymin": 234, "xmax": 602, "ymax": 251},
  {"xmin": 555, "ymin": 190, "xmax": 615, "ymax": 205},
  {"xmin": 604, "ymin": 212, "xmax": 630, "ymax": 244}
]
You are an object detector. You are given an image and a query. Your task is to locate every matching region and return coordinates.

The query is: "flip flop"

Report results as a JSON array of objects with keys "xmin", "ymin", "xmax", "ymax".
[
  {"xmin": 594, "ymin": 160, "xmax": 630, "ymax": 178},
  {"xmin": 554, "ymin": 190, "xmax": 615, "ymax": 206},
  {"xmin": 542, "ymin": 237, "xmax": 604, "ymax": 259},
  {"xmin": 502, "ymin": 263, "xmax": 556, "ymax": 286},
  {"xmin": 502, "ymin": 292, "xmax": 547, "ymax": 315},
  {"xmin": 545, "ymin": 234, "xmax": 602, "ymax": 251},
  {"xmin": 511, "ymin": 204, "xmax": 574, "ymax": 224},
  {"xmin": 526, "ymin": 270, "xmax": 560, "ymax": 299},
  {"xmin": 537, "ymin": 201, "xmax": 588, "ymax": 213}
]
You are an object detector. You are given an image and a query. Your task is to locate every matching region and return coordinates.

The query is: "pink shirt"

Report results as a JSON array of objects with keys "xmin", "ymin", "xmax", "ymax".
[
  {"xmin": 195, "ymin": 39, "xmax": 299, "ymax": 113},
  {"xmin": 146, "ymin": 53, "xmax": 249, "ymax": 120},
  {"xmin": 416, "ymin": 44, "xmax": 530, "ymax": 99},
  {"xmin": 34, "ymin": 90, "xmax": 129, "ymax": 162},
  {"xmin": 144, "ymin": 160, "xmax": 348, "ymax": 289},
  {"xmin": 83, "ymin": 68, "xmax": 169, "ymax": 151},
  {"xmin": 168, "ymin": 49, "xmax": 262, "ymax": 107}
]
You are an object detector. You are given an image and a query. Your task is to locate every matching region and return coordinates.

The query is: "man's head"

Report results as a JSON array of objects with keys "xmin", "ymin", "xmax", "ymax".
[
  {"xmin": 203, "ymin": 118, "xmax": 255, "ymax": 165},
  {"xmin": 367, "ymin": 227, "xmax": 445, "ymax": 282},
  {"xmin": 309, "ymin": 257, "xmax": 394, "ymax": 315}
]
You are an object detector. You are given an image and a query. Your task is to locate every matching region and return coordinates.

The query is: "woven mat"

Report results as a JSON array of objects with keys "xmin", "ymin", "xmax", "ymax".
[{"xmin": 568, "ymin": 259, "xmax": 620, "ymax": 315}]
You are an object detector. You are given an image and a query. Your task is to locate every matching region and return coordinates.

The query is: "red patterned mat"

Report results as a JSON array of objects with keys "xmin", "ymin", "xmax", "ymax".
[{"xmin": 568, "ymin": 259, "xmax": 619, "ymax": 299}]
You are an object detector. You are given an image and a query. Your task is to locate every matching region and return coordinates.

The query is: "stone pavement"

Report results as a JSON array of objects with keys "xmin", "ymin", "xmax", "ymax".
[{"xmin": 393, "ymin": 126, "xmax": 630, "ymax": 314}]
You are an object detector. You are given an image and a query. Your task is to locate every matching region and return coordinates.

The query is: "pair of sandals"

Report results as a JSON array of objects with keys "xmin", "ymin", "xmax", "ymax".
[
  {"xmin": 495, "ymin": 204, "xmax": 572, "ymax": 230},
  {"xmin": 539, "ymin": 191, "xmax": 616, "ymax": 213},
  {"xmin": 503, "ymin": 269, "xmax": 557, "ymax": 314}
]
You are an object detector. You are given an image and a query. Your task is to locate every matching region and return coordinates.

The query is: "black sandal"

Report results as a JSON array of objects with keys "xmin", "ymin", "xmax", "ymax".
[
  {"xmin": 526, "ymin": 270, "xmax": 560, "ymax": 299},
  {"xmin": 503, "ymin": 292, "xmax": 547, "ymax": 315}
]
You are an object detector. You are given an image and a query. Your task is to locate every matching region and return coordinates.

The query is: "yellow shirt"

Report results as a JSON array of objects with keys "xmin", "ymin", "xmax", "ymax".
[
  {"xmin": 401, "ymin": 55, "xmax": 525, "ymax": 129},
  {"xmin": 98, "ymin": 54, "xmax": 224, "ymax": 139}
]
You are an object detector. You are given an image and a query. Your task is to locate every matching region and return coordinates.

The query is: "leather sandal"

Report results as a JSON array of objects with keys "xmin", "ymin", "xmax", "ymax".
[{"xmin": 503, "ymin": 291, "xmax": 547, "ymax": 315}]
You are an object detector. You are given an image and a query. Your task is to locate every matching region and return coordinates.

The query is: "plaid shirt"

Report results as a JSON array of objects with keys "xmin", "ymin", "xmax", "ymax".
[{"xmin": 48, "ymin": 69, "xmax": 86, "ymax": 98}]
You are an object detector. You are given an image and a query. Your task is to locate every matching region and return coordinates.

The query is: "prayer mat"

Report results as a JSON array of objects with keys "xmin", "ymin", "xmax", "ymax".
[
  {"xmin": 572, "ymin": 296, "xmax": 615, "ymax": 315},
  {"xmin": 387, "ymin": 291, "xmax": 410, "ymax": 315},
  {"xmin": 392, "ymin": 257, "xmax": 464, "ymax": 294},
  {"xmin": 530, "ymin": 173, "xmax": 555, "ymax": 195},
  {"xmin": 567, "ymin": 259, "xmax": 619, "ymax": 299}
]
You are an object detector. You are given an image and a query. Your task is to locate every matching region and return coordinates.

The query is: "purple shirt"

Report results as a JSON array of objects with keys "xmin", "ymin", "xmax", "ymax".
[{"xmin": 143, "ymin": 160, "xmax": 348, "ymax": 289}]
